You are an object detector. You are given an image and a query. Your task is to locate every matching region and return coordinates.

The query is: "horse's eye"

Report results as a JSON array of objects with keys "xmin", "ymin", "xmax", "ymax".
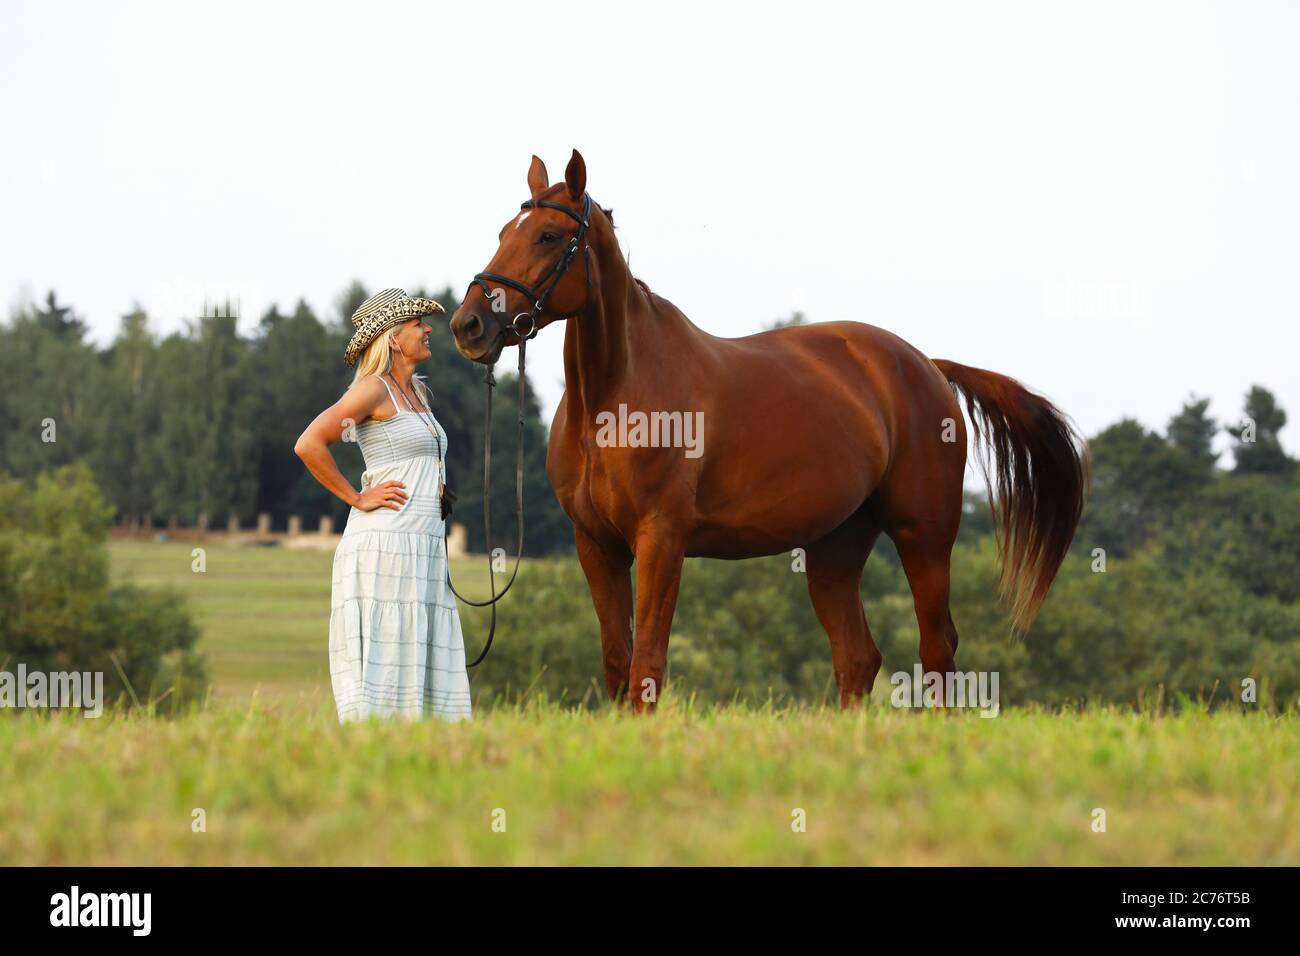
[{"xmin": 539, "ymin": 232, "xmax": 559, "ymax": 244}]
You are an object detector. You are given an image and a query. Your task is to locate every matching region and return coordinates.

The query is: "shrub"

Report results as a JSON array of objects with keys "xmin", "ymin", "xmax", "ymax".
[{"xmin": 0, "ymin": 465, "xmax": 206, "ymax": 713}]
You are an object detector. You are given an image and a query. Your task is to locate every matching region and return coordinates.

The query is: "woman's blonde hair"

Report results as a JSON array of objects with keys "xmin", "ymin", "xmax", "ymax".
[
  {"xmin": 352, "ymin": 327, "xmax": 398, "ymax": 382},
  {"xmin": 350, "ymin": 327, "xmax": 434, "ymax": 409}
]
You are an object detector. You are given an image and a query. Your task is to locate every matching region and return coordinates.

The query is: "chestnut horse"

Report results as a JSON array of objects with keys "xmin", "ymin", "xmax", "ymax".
[{"xmin": 451, "ymin": 150, "xmax": 1087, "ymax": 712}]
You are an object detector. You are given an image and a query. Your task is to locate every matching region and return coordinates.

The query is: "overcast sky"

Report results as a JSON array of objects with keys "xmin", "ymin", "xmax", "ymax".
[{"xmin": 3, "ymin": 0, "xmax": 1297, "ymax": 454}]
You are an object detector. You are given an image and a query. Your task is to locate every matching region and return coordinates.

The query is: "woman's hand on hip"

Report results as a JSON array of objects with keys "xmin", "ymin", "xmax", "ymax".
[{"xmin": 355, "ymin": 480, "xmax": 408, "ymax": 512}]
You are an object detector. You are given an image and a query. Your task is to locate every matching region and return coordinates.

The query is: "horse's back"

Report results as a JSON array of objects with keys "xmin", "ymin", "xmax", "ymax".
[
  {"xmin": 716, "ymin": 318, "xmax": 955, "ymax": 418},
  {"xmin": 731, "ymin": 319, "xmax": 937, "ymax": 373}
]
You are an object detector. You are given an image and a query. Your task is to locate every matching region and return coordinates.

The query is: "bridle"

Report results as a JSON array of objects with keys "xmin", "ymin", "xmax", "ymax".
[
  {"xmin": 471, "ymin": 192, "xmax": 594, "ymax": 344},
  {"xmin": 448, "ymin": 191, "xmax": 595, "ymax": 667}
]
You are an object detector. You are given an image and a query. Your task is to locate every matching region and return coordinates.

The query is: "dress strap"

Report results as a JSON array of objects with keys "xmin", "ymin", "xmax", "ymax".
[{"xmin": 376, "ymin": 374, "xmax": 408, "ymax": 413}]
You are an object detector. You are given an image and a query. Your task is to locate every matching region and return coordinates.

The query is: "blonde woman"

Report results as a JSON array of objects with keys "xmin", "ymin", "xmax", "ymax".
[{"xmin": 294, "ymin": 288, "xmax": 471, "ymax": 723}]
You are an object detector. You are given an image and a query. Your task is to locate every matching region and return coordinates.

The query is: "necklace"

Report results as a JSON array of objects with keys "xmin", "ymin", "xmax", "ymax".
[{"xmin": 387, "ymin": 373, "xmax": 446, "ymax": 500}]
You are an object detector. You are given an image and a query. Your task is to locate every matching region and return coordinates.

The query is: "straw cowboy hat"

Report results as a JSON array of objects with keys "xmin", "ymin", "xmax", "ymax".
[{"xmin": 344, "ymin": 288, "xmax": 445, "ymax": 366}]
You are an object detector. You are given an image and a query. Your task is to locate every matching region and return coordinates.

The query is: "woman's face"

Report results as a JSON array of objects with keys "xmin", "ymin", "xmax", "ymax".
[{"xmin": 392, "ymin": 316, "xmax": 435, "ymax": 363}]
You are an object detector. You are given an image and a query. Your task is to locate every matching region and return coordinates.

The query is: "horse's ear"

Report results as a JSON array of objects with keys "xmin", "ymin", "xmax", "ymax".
[
  {"xmin": 527, "ymin": 155, "xmax": 549, "ymax": 196},
  {"xmin": 564, "ymin": 149, "xmax": 586, "ymax": 200}
]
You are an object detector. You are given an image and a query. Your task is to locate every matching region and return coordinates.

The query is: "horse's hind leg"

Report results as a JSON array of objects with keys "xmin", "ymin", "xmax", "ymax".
[
  {"xmin": 877, "ymin": 413, "xmax": 965, "ymax": 685},
  {"xmin": 885, "ymin": 504, "xmax": 961, "ymax": 682},
  {"xmin": 805, "ymin": 506, "xmax": 883, "ymax": 708}
]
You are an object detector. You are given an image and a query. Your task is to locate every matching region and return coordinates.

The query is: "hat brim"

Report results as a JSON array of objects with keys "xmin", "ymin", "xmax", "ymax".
[{"xmin": 344, "ymin": 297, "xmax": 445, "ymax": 367}]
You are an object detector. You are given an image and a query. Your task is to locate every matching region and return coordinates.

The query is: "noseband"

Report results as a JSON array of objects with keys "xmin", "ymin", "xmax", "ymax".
[
  {"xmin": 470, "ymin": 192, "xmax": 594, "ymax": 342},
  {"xmin": 449, "ymin": 191, "xmax": 594, "ymax": 667}
]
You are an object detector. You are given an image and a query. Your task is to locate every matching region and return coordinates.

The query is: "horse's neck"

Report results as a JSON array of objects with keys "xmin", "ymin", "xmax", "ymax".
[
  {"xmin": 562, "ymin": 291, "xmax": 627, "ymax": 413},
  {"xmin": 561, "ymin": 231, "xmax": 696, "ymax": 417}
]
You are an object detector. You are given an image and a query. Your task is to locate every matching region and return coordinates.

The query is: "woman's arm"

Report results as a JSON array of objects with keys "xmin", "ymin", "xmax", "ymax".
[{"xmin": 293, "ymin": 378, "xmax": 409, "ymax": 512}]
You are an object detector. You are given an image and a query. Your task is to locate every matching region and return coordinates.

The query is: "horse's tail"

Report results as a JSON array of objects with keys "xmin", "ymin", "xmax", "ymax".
[{"xmin": 932, "ymin": 359, "xmax": 1089, "ymax": 633}]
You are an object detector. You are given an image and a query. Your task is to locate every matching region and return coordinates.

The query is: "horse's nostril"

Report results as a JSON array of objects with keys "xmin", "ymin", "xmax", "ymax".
[{"xmin": 464, "ymin": 314, "xmax": 483, "ymax": 339}]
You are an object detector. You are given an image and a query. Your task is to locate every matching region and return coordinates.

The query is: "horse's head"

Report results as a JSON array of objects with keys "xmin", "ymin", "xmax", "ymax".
[{"xmin": 451, "ymin": 150, "xmax": 596, "ymax": 364}]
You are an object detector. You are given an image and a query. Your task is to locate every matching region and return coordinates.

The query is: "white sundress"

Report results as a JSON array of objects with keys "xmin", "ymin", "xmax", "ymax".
[{"xmin": 328, "ymin": 376, "xmax": 473, "ymax": 723}]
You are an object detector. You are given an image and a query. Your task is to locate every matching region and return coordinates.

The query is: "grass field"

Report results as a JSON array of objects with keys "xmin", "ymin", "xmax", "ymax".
[
  {"xmin": 0, "ymin": 541, "xmax": 1268, "ymax": 864},
  {"xmin": 2, "ymin": 699, "xmax": 1296, "ymax": 865}
]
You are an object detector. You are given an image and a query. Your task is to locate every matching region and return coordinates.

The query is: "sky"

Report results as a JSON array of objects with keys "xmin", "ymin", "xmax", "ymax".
[{"xmin": 2, "ymin": 0, "xmax": 1297, "ymax": 455}]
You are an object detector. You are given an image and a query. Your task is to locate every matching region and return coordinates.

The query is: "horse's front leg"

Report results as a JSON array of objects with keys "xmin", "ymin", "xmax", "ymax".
[
  {"xmin": 574, "ymin": 527, "xmax": 634, "ymax": 702},
  {"xmin": 629, "ymin": 522, "xmax": 686, "ymax": 714}
]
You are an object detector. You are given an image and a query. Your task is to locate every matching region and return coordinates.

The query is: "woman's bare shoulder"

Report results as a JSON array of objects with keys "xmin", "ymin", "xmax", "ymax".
[
  {"xmin": 337, "ymin": 376, "xmax": 393, "ymax": 418},
  {"xmin": 345, "ymin": 375, "xmax": 388, "ymax": 399}
]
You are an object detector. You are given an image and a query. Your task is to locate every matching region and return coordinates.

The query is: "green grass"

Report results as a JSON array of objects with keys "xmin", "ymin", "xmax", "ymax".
[
  {"xmin": 109, "ymin": 540, "xmax": 505, "ymax": 701},
  {"xmin": 1, "ymin": 699, "xmax": 1295, "ymax": 865},
  {"xmin": 83, "ymin": 539, "xmax": 1300, "ymax": 865}
]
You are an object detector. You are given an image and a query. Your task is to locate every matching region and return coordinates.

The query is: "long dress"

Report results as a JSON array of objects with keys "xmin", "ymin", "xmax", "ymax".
[{"xmin": 328, "ymin": 376, "xmax": 472, "ymax": 723}]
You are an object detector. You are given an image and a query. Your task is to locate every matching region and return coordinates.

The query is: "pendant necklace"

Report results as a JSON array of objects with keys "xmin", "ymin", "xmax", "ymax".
[{"xmin": 388, "ymin": 374, "xmax": 446, "ymax": 499}]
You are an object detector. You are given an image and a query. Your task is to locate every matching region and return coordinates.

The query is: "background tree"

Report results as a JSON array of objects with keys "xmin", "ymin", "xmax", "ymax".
[
  {"xmin": 152, "ymin": 311, "xmax": 258, "ymax": 525},
  {"xmin": 0, "ymin": 292, "xmax": 105, "ymax": 477},
  {"xmin": 764, "ymin": 311, "xmax": 807, "ymax": 330},
  {"xmin": 1076, "ymin": 418, "xmax": 1203, "ymax": 557},
  {"xmin": 0, "ymin": 464, "xmax": 206, "ymax": 711},
  {"xmin": 250, "ymin": 300, "xmax": 343, "ymax": 529},
  {"xmin": 91, "ymin": 307, "xmax": 162, "ymax": 527},
  {"xmin": 32, "ymin": 290, "xmax": 88, "ymax": 340},
  {"xmin": 1166, "ymin": 395, "xmax": 1218, "ymax": 474},
  {"xmin": 1228, "ymin": 385, "xmax": 1295, "ymax": 476}
]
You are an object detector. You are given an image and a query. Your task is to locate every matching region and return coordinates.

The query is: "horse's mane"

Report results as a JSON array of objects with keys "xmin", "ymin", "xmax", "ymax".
[{"xmin": 598, "ymin": 203, "xmax": 653, "ymax": 295}]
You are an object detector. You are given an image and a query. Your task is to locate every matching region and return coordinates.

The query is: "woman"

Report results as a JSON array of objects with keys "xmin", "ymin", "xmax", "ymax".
[{"xmin": 294, "ymin": 288, "xmax": 471, "ymax": 723}]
